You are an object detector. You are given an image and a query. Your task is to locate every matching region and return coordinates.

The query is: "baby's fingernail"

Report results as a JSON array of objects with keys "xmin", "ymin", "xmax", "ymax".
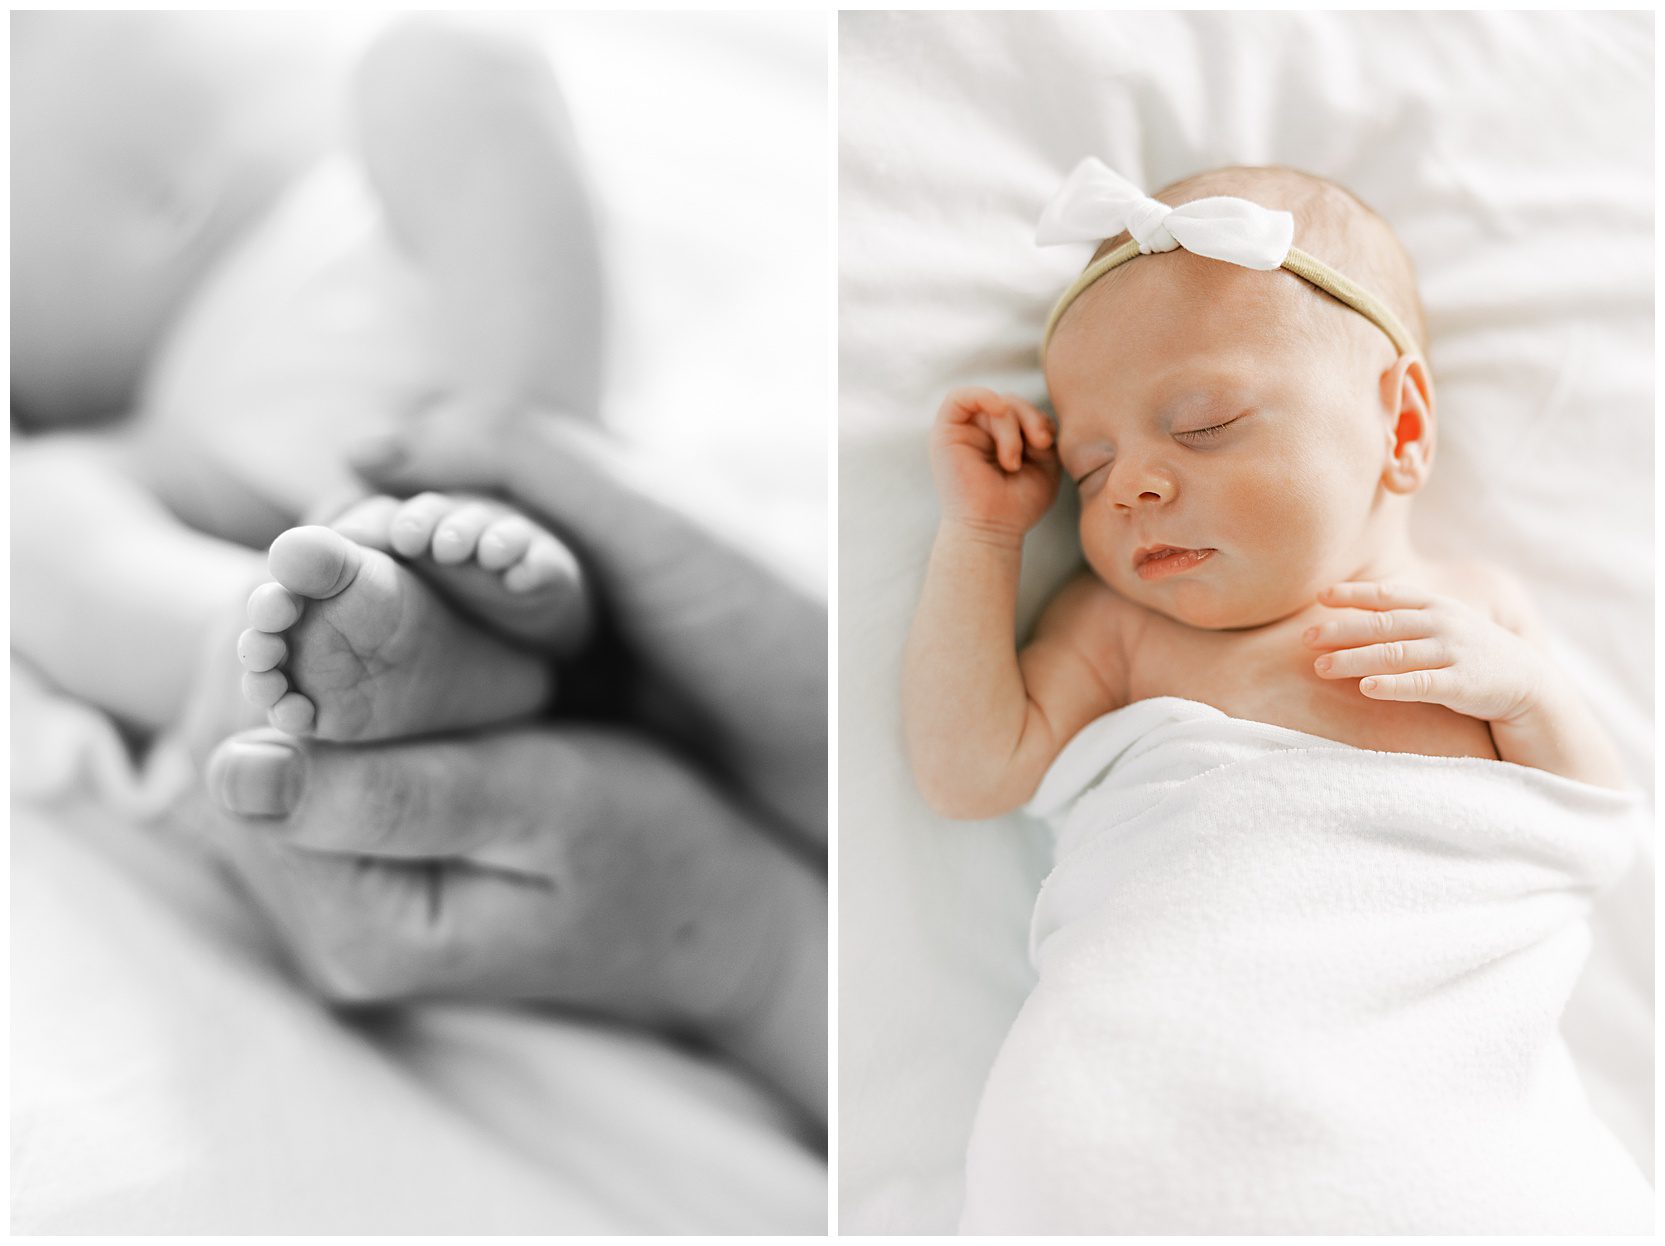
[
  {"xmin": 1314, "ymin": 656, "xmax": 1332, "ymax": 673},
  {"xmin": 209, "ymin": 739, "xmax": 304, "ymax": 818},
  {"xmin": 1361, "ymin": 678, "xmax": 1378, "ymax": 692},
  {"xmin": 1302, "ymin": 627, "xmax": 1318, "ymax": 643}
]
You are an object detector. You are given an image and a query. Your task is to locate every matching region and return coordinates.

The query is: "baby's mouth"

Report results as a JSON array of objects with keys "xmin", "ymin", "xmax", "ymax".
[{"xmin": 1133, "ymin": 545, "xmax": 1216, "ymax": 580}]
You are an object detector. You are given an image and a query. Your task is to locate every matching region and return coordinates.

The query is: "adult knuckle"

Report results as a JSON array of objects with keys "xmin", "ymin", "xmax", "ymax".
[{"xmin": 309, "ymin": 934, "xmax": 421, "ymax": 1005}]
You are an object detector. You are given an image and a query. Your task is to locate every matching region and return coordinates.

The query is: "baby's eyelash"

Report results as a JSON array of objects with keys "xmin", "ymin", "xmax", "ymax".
[{"xmin": 1177, "ymin": 418, "xmax": 1238, "ymax": 441}]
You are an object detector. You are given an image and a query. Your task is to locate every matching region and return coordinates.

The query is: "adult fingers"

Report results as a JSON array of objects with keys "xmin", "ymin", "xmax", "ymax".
[
  {"xmin": 355, "ymin": 411, "xmax": 827, "ymax": 847},
  {"xmin": 207, "ymin": 728, "xmax": 560, "ymax": 870},
  {"xmin": 364, "ymin": 412, "xmax": 821, "ymax": 724}
]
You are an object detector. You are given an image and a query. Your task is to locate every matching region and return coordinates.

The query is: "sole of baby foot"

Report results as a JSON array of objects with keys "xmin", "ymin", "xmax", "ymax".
[
  {"xmin": 332, "ymin": 492, "xmax": 593, "ymax": 656},
  {"xmin": 238, "ymin": 525, "xmax": 553, "ymax": 742}
]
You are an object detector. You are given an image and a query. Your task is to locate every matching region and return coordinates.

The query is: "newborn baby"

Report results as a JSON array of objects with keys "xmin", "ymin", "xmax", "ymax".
[
  {"xmin": 903, "ymin": 162, "xmax": 1646, "ymax": 1233},
  {"xmin": 12, "ymin": 13, "xmax": 599, "ymax": 746},
  {"xmin": 904, "ymin": 160, "xmax": 1625, "ymax": 812}
]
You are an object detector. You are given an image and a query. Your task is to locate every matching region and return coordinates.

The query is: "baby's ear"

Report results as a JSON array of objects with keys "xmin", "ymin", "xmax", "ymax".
[{"xmin": 1378, "ymin": 354, "xmax": 1434, "ymax": 494}]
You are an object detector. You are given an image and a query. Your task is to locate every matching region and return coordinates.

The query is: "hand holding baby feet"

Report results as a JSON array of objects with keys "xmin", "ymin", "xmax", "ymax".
[
  {"xmin": 1304, "ymin": 581, "xmax": 1548, "ymax": 724},
  {"xmin": 330, "ymin": 491, "xmax": 592, "ymax": 655},
  {"xmin": 239, "ymin": 525, "xmax": 553, "ymax": 740},
  {"xmin": 930, "ymin": 387, "xmax": 1060, "ymax": 542}
]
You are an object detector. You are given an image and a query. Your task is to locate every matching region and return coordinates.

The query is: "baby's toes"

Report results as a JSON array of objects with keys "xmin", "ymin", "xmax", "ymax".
[
  {"xmin": 388, "ymin": 492, "xmax": 454, "ymax": 559},
  {"xmin": 430, "ymin": 501, "xmax": 498, "ymax": 567},
  {"xmin": 248, "ymin": 581, "xmax": 302, "ymax": 633},
  {"xmin": 268, "ymin": 526, "xmax": 364, "ymax": 601},
  {"xmin": 237, "ymin": 627, "xmax": 286, "ymax": 672},
  {"xmin": 476, "ymin": 515, "xmax": 535, "ymax": 571},
  {"xmin": 242, "ymin": 668, "xmax": 290, "ymax": 711},
  {"xmin": 269, "ymin": 691, "xmax": 317, "ymax": 736},
  {"xmin": 331, "ymin": 495, "xmax": 402, "ymax": 551},
  {"xmin": 503, "ymin": 531, "xmax": 582, "ymax": 595}
]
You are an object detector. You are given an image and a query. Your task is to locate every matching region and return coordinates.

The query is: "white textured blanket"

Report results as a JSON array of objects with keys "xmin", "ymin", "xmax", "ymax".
[{"xmin": 961, "ymin": 698, "xmax": 1651, "ymax": 1234}]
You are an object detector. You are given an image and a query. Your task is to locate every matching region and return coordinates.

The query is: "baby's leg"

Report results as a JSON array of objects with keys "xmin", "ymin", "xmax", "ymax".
[
  {"xmin": 330, "ymin": 492, "xmax": 592, "ymax": 654},
  {"xmin": 354, "ymin": 18, "xmax": 604, "ymax": 420},
  {"xmin": 238, "ymin": 526, "xmax": 552, "ymax": 741}
]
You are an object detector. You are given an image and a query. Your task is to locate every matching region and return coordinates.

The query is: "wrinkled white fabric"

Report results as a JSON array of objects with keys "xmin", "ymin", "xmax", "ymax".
[
  {"xmin": 1036, "ymin": 157, "xmax": 1292, "ymax": 270},
  {"xmin": 961, "ymin": 698, "xmax": 1651, "ymax": 1234}
]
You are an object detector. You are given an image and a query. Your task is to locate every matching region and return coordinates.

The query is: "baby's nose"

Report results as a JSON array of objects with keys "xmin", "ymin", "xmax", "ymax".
[{"xmin": 1110, "ymin": 461, "xmax": 1176, "ymax": 509}]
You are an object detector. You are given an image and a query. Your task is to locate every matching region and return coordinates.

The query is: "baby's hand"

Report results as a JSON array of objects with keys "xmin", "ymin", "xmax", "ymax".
[
  {"xmin": 1303, "ymin": 581, "xmax": 1547, "ymax": 724},
  {"xmin": 930, "ymin": 388, "xmax": 1060, "ymax": 540}
]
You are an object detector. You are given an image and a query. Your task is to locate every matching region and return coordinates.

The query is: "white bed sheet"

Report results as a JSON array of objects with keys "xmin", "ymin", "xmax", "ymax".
[
  {"xmin": 836, "ymin": 11, "xmax": 1653, "ymax": 1233},
  {"xmin": 11, "ymin": 12, "xmax": 828, "ymax": 1234}
]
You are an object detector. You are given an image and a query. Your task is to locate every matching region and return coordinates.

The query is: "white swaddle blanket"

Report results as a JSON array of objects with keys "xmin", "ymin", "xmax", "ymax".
[{"xmin": 960, "ymin": 698, "xmax": 1651, "ymax": 1235}]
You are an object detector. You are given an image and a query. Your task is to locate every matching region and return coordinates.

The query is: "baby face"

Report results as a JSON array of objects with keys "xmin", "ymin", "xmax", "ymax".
[{"xmin": 1046, "ymin": 249, "xmax": 1400, "ymax": 631}]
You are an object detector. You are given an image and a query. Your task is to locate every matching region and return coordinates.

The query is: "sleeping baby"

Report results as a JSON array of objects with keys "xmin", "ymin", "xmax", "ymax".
[
  {"xmin": 13, "ymin": 13, "xmax": 597, "ymax": 750},
  {"xmin": 903, "ymin": 161, "xmax": 1649, "ymax": 1232}
]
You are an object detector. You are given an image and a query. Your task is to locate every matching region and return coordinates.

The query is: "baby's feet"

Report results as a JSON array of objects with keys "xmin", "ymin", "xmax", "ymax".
[
  {"xmin": 238, "ymin": 526, "xmax": 553, "ymax": 741},
  {"xmin": 330, "ymin": 492, "xmax": 592, "ymax": 656}
]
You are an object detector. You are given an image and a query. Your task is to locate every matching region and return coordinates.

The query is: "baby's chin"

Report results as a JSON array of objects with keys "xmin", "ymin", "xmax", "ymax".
[{"xmin": 1110, "ymin": 571, "xmax": 1312, "ymax": 632}]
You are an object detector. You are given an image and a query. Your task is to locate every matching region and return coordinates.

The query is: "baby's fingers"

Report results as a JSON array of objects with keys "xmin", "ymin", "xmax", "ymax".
[
  {"xmin": 1357, "ymin": 669, "xmax": 1455, "ymax": 704},
  {"xmin": 975, "ymin": 409, "xmax": 1026, "ymax": 473},
  {"xmin": 1302, "ymin": 607, "xmax": 1431, "ymax": 651},
  {"xmin": 1319, "ymin": 581, "xmax": 1434, "ymax": 611},
  {"xmin": 1314, "ymin": 638, "xmax": 1450, "ymax": 680},
  {"xmin": 938, "ymin": 387, "xmax": 1005, "ymax": 426},
  {"xmin": 1007, "ymin": 396, "xmax": 1054, "ymax": 450}
]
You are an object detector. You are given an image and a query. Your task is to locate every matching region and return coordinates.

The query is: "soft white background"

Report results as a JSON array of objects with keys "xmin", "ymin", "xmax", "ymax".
[{"xmin": 837, "ymin": 11, "xmax": 1653, "ymax": 1232}]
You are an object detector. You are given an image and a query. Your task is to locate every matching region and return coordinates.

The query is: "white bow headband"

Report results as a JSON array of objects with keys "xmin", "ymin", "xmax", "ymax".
[{"xmin": 1037, "ymin": 159, "xmax": 1418, "ymax": 360}]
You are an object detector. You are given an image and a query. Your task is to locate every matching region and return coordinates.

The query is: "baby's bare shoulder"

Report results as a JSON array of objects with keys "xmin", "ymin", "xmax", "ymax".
[
  {"xmin": 1027, "ymin": 570, "xmax": 1143, "ymax": 700},
  {"xmin": 1422, "ymin": 557, "xmax": 1541, "ymax": 636},
  {"xmin": 1032, "ymin": 570, "xmax": 1132, "ymax": 644}
]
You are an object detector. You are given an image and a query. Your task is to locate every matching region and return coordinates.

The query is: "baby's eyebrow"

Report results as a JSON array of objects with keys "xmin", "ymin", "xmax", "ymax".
[{"xmin": 1158, "ymin": 387, "xmax": 1250, "ymax": 422}]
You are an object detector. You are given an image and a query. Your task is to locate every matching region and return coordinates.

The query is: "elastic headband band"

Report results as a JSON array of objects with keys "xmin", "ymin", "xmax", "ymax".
[{"xmin": 1037, "ymin": 160, "xmax": 1420, "ymax": 362}]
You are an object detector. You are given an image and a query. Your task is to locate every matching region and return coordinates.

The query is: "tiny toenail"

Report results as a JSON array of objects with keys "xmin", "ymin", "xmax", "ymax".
[{"xmin": 212, "ymin": 740, "xmax": 304, "ymax": 818}]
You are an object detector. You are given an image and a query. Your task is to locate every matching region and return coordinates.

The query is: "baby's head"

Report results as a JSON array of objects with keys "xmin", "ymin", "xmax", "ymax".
[
  {"xmin": 10, "ymin": 13, "xmax": 344, "ymax": 428},
  {"xmin": 1043, "ymin": 165, "xmax": 1434, "ymax": 630}
]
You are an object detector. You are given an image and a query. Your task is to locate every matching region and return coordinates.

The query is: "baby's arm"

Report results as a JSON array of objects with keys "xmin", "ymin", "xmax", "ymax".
[
  {"xmin": 351, "ymin": 18, "xmax": 603, "ymax": 420},
  {"xmin": 903, "ymin": 389, "xmax": 1124, "ymax": 819},
  {"xmin": 12, "ymin": 432, "xmax": 264, "ymax": 732},
  {"xmin": 1304, "ymin": 575, "xmax": 1629, "ymax": 789}
]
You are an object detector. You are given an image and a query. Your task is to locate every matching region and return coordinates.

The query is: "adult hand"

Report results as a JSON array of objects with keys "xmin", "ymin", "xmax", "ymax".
[
  {"xmin": 350, "ymin": 410, "xmax": 827, "ymax": 850},
  {"xmin": 201, "ymin": 724, "xmax": 827, "ymax": 1124}
]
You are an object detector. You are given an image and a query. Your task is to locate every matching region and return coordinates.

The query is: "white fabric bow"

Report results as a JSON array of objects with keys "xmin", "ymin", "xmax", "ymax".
[{"xmin": 1036, "ymin": 158, "xmax": 1294, "ymax": 271}]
